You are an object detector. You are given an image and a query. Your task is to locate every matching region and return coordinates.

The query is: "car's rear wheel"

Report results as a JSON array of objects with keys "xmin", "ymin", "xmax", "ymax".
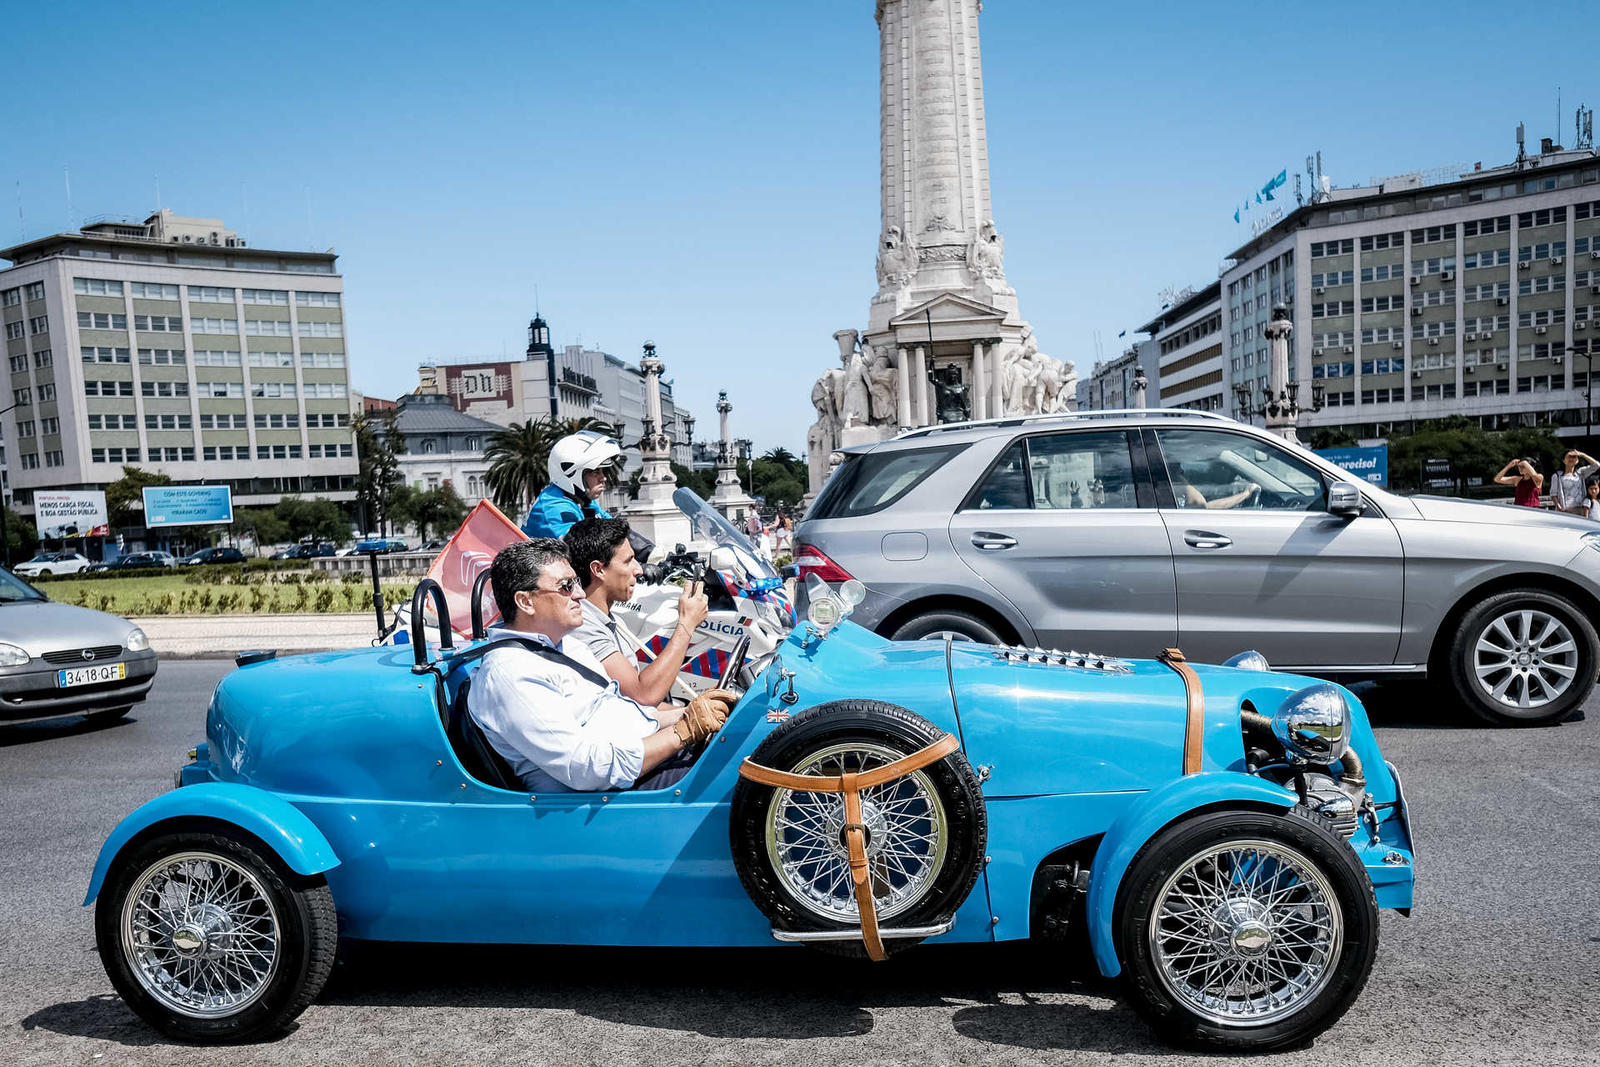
[
  {"xmin": 1444, "ymin": 589, "xmax": 1597, "ymax": 726},
  {"xmin": 96, "ymin": 826, "xmax": 336, "ymax": 1043},
  {"xmin": 1116, "ymin": 809, "xmax": 1377, "ymax": 1052},
  {"xmin": 889, "ymin": 609, "xmax": 1006, "ymax": 645}
]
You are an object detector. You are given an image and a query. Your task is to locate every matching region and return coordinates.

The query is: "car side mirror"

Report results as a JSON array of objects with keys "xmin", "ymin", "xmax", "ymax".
[{"xmin": 1328, "ymin": 480, "xmax": 1364, "ymax": 519}]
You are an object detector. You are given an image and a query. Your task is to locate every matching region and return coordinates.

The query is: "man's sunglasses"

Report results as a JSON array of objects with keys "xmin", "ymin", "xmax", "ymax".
[{"xmin": 535, "ymin": 576, "xmax": 583, "ymax": 597}]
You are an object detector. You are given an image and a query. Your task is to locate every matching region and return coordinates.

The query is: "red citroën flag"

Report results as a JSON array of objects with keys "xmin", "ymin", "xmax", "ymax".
[{"xmin": 423, "ymin": 500, "xmax": 528, "ymax": 637}]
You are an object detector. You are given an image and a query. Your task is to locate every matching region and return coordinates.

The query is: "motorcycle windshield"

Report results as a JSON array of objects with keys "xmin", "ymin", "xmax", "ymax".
[{"xmin": 673, "ymin": 487, "xmax": 780, "ymax": 582}]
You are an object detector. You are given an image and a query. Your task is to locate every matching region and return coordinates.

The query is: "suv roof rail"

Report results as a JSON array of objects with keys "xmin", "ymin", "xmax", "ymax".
[{"xmin": 894, "ymin": 408, "xmax": 1235, "ymax": 440}]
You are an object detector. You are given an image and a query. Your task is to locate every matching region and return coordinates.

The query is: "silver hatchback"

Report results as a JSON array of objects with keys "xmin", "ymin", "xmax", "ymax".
[{"xmin": 795, "ymin": 410, "xmax": 1600, "ymax": 727}]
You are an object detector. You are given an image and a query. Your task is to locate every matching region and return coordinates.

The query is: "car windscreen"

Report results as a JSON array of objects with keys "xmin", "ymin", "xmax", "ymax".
[
  {"xmin": 807, "ymin": 443, "xmax": 966, "ymax": 520},
  {"xmin": 0, "ymin": 567, "xmax": 47, "ymax": 602}
]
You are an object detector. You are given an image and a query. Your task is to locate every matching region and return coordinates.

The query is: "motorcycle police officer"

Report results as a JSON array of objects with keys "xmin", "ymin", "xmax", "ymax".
[{"xmin": 522, "ymin": 430, "xmax": 621, "ymax": 540}]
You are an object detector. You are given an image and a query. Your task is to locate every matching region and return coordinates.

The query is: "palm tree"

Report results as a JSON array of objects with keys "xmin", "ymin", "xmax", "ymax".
[
  {"xmin": 761, "ymin": 446, "xmax": 799, "ymax": 467},
  {"xmin": 483, "ymin": 420, "xmax": 554, "ymax": 516},
  {"xmin": 482, "ymin": 416, "xmax": 623, "ymax": 516}
]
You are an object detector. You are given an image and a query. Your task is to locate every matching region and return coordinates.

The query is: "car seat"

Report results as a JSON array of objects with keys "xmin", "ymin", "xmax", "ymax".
[{"xmin": 442, "ymin": 659, "xmax": 524, "ymax": 791}]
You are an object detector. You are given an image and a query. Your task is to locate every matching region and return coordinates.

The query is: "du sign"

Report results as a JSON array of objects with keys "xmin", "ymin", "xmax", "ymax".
[
  {"xmin": 1314, "ymin": 445, "xmax": 1389, "ymax": 488},
  {"xmin": 142, "ymin": 486, "xmax": 234, "ymax": 528}
]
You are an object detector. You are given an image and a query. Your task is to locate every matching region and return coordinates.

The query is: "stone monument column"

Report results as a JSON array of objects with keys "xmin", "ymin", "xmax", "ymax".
[
  {"xmin": 710, "ymin": 390, "xmax": 756, "ymax": 521},
  {"xmin": 622, "ymin": 342, "xmax": 691, "ymax": 549}
]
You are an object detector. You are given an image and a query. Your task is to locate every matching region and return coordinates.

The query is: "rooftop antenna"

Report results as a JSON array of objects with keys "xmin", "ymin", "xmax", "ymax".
[
  {"xmin": 16, "ymin": 180, "xmax": 24, "ymax": 243},
  {"xmin": 1516, "ymin": 121, "xmax": 1527, "ymax": 166},
  {"xmin": 1578, "ymin": 104, "xmax": 1594, "ymax": 150},
  {"xmin": 154, "ymin": 175, "xmax": 162, "ymax": 213},
  {"xmin": 63, "ymin": 166, "xmax": 73, "ymax": 231},
  {"xmin": 534, "ymin": 283, "xmax": 540, "ymax": 316}
]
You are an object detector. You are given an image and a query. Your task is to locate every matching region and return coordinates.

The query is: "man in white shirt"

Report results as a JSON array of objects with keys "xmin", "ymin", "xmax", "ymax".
[{"xmin": 468, "ymin": 539, "xmax": 734, "ymax": 792}]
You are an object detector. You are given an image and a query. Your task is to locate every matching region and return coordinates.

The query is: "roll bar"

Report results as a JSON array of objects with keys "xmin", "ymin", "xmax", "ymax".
[
  {"xmin": 409, "ymin": 578, "xmax": 455, "ymax": 672},
  {"xmin": 470, "ymin": 569, "xmax": 493, "ymax": 640}
]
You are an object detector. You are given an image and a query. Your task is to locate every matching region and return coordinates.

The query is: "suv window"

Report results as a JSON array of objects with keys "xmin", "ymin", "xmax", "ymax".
[
  {"xmin": 967, "ymin": 431, "xmax": 1139, "ymax": 511},
  {"xmin": 808, "ymin": 444, "xmax": 964, "ymax": 519},
  {"xmin": 1027, "ymin": 431, "xmax": 1137, "ymax": 509},
  {"xmin": 1156, "ymin": 429, "xmax": 1326, "ymax": 512}
]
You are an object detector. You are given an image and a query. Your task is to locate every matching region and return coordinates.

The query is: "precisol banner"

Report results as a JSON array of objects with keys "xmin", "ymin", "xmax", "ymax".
[
  {"xmin": 1314, "ymin": 445, "xmax": 1389, "ymax": 488},
  {"xmin": 34, "ymin": 490, "xmax": 110, "ymax": 539},
  {"xmin": 142, "ymin": 485, "xmax": 234, "ymax": 527}
]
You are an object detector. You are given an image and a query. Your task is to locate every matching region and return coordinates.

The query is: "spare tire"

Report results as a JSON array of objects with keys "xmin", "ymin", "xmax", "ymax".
[{"xmin": 729, "ymin": 700, "xmax": 986, "ymax": 957}]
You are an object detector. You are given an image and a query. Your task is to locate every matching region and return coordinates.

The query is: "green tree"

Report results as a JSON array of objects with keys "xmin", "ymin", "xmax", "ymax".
[
  {"xmin": 233, "ymin": 506, "xmax": 289, "ymax": 548},
  {"xmin": 670, "ymin": 461, "xmax": 716, "ymax": 500},
  {"xmin": 275, "ymin": 496, "xmax": 348, "ymax": 544},
  {"xmin": 105, "ymin": 466, "xmax": 174, "ymax": 529},
  {"xmin": 1305, "ymin": 427, "xmax": 1359, "ymax": 451},
  {"xmin": 411, "ymin": 484, "xmax": 470, "ymax": 541},
  {"xmin": 3, "ymin": 508, "xmax": 39, "ymax": 561},
  {"xmin": 354, "ymin": 410, "xmax": 406, "ymax": 535}
]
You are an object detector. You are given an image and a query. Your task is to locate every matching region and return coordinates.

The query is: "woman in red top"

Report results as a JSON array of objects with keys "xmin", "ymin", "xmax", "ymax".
[{"xmin": 1494, "ymin": 457, "xmax": 1544, "ymax": 507}]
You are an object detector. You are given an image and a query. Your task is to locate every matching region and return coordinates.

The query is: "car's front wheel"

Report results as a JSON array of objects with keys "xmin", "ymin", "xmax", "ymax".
[
  {"xmin": 96, "ymin": 826, "xmax": 337, "ymax": 1042},
  {"xmin": 889, "ymin": 609, "xmax": 1006, "ymax": 644},
  {"xmin": 1115, "ymin": 809, "xmax": 1377, "ymax": 1053},
  {"xmin": 1444, "ymin": 589, "xmax": 1597, "ymax": 726}
]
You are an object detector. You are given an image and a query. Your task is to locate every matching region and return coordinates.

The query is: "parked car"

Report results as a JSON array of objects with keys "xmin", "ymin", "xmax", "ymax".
[
  {"xmin": 84, "ymin": 575, "xmax": 1412, "ymax": 1050},
  {"xmin": 795, "ymin": 409, "xmax": 1600, "ymax": 727},
  {"xmin": 270, "ymin": 543, "xmax": 337, "ymax": 560},
  {"xmin": 12, "ymin": 551, "xmax": 92, "ymax": 577},
  {"xmin": 0, "ymin": 566, "xmax": 157, "ymax": 725},
  {"xmin": 179, "ymin": 547, "xmax": 247, "ymax": 566},
  {"xmin": 418, "ymin": 539, "xmax": 449, "ymax": 552},
  {"xmin": 86, "ymin": 551, "xmax": 178, "ymax": 572}
]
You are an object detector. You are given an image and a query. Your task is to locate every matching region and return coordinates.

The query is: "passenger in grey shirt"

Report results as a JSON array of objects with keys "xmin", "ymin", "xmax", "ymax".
[
  {"xmin": 1550, "ymin": 450, "xmax": 1599, "ymax": 514},
  {"xmin": 565, "ymin": 517, "xmax": 709, "ymax": 706}
]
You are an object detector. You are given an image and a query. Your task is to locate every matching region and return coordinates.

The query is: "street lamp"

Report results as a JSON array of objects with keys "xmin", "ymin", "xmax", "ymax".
[
  {"xmin": 1567, "ymin": 339, "xmax": 1596, "ymax": 440},
  {"xmin": 1233, "ymin": 304, "xmax": 1325, "ymax": 442}
]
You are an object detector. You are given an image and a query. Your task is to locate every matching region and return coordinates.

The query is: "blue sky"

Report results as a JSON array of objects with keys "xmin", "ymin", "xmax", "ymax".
[{"xmin": 8, "ymin": 0, "xmax": 1593, "ymax": 452}]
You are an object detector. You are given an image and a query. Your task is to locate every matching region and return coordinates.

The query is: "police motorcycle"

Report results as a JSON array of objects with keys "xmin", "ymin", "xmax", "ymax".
[{"xmin": 609, "ymin": 488, "xmax": 793, "ymax": 696}]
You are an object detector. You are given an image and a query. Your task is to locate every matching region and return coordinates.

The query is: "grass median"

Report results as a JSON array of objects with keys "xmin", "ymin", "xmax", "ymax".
[{"xmin": 34, "ymin": 571, "xmax": 419, "ymax": 617}]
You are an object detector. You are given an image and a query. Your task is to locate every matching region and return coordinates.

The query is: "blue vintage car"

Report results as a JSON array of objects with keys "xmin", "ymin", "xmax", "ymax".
[{"xmin": 85, "ymin": 574, "xmax": 1415, "ymax": 1052}]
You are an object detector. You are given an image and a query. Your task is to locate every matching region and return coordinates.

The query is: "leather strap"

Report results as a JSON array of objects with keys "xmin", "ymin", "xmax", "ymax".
[
  {"xmin": 738, "ymin": 732, "xmax": 960, "ymax": 961},
  {"xmin": 1158, "ymin": 648, "xmax": 1205, "ymax": 775}
]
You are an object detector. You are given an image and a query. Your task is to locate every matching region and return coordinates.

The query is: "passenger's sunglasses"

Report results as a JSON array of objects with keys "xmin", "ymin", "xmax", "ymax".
[{"xmin": 534, "ymin": 576, "xmax": 583, "ymax": 597}]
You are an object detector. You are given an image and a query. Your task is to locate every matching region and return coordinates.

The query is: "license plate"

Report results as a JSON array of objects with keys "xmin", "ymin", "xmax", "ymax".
[{"xmin": 57, "ymin": 662, "xmax": 127, "ymax": 688}]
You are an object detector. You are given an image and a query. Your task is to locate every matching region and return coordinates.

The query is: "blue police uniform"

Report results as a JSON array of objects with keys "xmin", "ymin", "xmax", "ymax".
[{"xmin": 521, "ymin": 483, "xmax": 612, "ymax": 540}]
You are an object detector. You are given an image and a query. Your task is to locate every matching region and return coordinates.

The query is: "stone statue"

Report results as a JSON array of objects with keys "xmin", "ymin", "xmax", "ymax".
[
  {"xmin": 875, "ymin": 225, "xmax": 917, "ymax": 290},
  {"xmin": 836, "ymin": 346, "xmax": 873, "ymax": 430},
  {"xmin": 967, "ymin": 218, "xmax": 1006, "ymax": 279},
  {"xmin": 807, "ymin": 374, "xmax": 840, "ymax": 494},
  {"xmin": 931, "ymin": 363, "xmax": 971, "ymax": 424},
  {"xmin": 994, "ymin": 335, "xmax": 1076, "ymax": 416},
  {"xmin": 865, "ymin": 346, "xmax": 898, "ymax": 424}
]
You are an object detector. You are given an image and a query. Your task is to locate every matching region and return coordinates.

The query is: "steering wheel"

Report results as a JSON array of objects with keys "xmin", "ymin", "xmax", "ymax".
[{"xmin": 718, "ymin": 631, "xmax": 753, "ymax": 692}]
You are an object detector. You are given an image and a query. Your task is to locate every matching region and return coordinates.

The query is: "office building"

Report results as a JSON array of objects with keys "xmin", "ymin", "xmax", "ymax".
[
  {"xmin": 1078, "ymin": 340, "xmax": 1158, "ymax": 411},
  {"xmin": 0, "ymin": 211, "xmax": 357, "ymax": 524},
  {"xmin": 1139, "ymin": 282, "xmax": 1224, "ymax": 412},
  {"xmin": 1221, "ymin": 137, "xmax": 1600, "ymax": 439}
]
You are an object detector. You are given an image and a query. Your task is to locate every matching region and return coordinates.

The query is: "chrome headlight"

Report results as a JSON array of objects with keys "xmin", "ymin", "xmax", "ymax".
[
  {"xmin": 1271, "ymin": 683, "xmax": 1350, "ymax": 765},
  {"xmin": 1223, "ymin": 649, "xmax": 1271, "ymax": 672},
  {"xmin": 0, "ymin": 642, "xmax": 31, "ymax": 667},
  {"xmin": 126, "ymin": 627, "xmax": 151, "ymax": 652}
]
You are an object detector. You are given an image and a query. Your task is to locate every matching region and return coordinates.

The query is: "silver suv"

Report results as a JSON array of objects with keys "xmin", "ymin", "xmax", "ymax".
[{"xmin": 795, "ymin": 409, "xmax": 1600, "ymax": 727}]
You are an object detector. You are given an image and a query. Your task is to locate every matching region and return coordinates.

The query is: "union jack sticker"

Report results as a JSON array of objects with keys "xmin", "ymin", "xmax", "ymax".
[{"xmin": 765, "ymin": 709, "xmax": 791, "ymax": 724}]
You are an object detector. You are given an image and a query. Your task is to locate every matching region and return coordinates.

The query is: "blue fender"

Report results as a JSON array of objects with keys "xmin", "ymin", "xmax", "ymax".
[
  {"xmin": 1084, "ymin": 773, "xmax": 1296, "ymax": 977},
  {"xmin": 84, "ymin": 783, "xmax": 340, "ymax": 906}
]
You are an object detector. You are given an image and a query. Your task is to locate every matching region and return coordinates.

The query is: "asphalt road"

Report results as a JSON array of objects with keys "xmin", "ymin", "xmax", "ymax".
[{"xmin": 2, "ymin": 661, "xmax": 1596, "ymax": 1067}]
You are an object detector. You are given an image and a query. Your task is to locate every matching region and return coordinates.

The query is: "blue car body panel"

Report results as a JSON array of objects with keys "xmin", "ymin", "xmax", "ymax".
[
  {"xmin": 90, "ymin": 619, "xmax": 1414, "ymax": 974},
  {"xmin": 83, "ymin": 781, "xmax": 341, "ymax": 905}
]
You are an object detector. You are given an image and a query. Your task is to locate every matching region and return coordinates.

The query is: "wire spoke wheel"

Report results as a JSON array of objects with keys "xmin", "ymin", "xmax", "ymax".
[
  {"xmin": 765, "ymin": 742, "xmax": 949, "ymax": 924},
  {"xmin": 1473, "ymin": 607, "xmax": 1578, "ymax": 711},
  {"xmin": 121, "ymin": 851, "xmax": 281, "ymax": 1019},
  {"xmin": 1149, "ymin": 839, "xmax": 1342, "ymax": 1028}
]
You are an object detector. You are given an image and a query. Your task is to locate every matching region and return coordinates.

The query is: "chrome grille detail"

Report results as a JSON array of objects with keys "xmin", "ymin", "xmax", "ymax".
[
  {"xmin": 42, "ymin": 645, "xmax": 123, "ymax": 665},
  {"xmin": 990, "ymin": 645, "xmax": 1132, "ymax": 673}
]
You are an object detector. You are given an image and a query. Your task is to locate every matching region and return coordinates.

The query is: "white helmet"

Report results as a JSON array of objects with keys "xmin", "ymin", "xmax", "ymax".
[{"xmin": 548, "ymin": 430, "xmax": 623, "ymax": 496}]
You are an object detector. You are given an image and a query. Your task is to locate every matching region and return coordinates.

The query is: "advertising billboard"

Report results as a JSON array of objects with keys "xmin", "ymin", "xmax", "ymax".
[
  {"xmin": 142, "ymin": 486, "xmax": 234, "ymax": 527},
  {"xmin": 34, "ymin": 490, "xmax": 110, "ymax": 539},
  {"xmin": 1314, "ymin": 445, "xmax": 1389, "ymax": 488}
]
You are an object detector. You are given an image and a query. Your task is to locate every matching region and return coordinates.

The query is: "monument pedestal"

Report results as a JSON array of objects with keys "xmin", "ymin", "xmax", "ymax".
[{"xmin": 621, "ymin": 343, "xmax": 694, "ymax": 552}]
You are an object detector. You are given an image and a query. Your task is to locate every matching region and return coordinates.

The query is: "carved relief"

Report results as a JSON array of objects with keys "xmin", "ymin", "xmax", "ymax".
[
  {"xmin": 919, "ymin": 244, "xmax": 968, "ymax": 263},
  {"xmin": 875, "ymin": 225, "xmax": 918, "ymax": 290}
]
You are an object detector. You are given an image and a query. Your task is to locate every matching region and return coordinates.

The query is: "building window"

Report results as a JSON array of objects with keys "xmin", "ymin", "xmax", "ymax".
[
  {"xmin": 83, "ymin": 380, "xmax": 135, "ymax": 397},
  {"xmin": 144, "ymin": 414, "xmax": 193, "ymax": 430},
  {"xmin": 248, "ymin": 350, "xmax": 295, "ymax": 367},
  {"xmin": 294, "ymin": 291, "xmax": 341, "ymax": 307},
  {"xmin": 43, "ymin": 450, "xmax": 63, "ymax": 467},
  {"xmin": 73, "ymin": 277, "xmax": 123, "ymax": 296},
  {"xmin": 129, "ymin": 282, "xmax": 179, "ymax": 299},
  {"xmin": 189, "ymin": 317, "xmax": 238, "ymax": 335},
  {"xmin": 299, "ymin": 351, "xmax": 345, "ymax": 368},
  {"xmin": 253, "ymin": 413, "xmax": 300, "ymax": 429},
  {"xmin": 18, "ymin": 453, "xmax": 39, "ymax": 470},
  {"xmin": 76, "ymin": 312, "xmax": 123, "ymax": 330},
  {"xmin": 251, "ymin": 381, "xmax": 296, "ymax": 398},
  {"xmin": 8, "ymin": 354, "xmax": 26, "ymax": 372},
  {"xmin": 296, "ymin": 320, "xmax": 343, "ymax": 338},
  {"xmin": 240, "ymin": 289, "xmax": 289, "ymax": 305},
  {"xmin": 245, "ymin": 319, "xmax": 293, "ymax": 336},
  {"xmin": 193, "ymin": 349, "xmax": 242, "ymax": 366},
  {"xmin": 24, "ymin": 281, "xmax": 45, "ymax": 301},
  {"xmin": 196, "ymin": 380, "xmax": 243, "ymax": 398},
  {"xmin": 16, "ymin": 420, "xmax": 34, "ymax": 437},
  {"xmin": 134, "ymin": 314, "xmax": 184, "ymax": 332},
  {"xmin": 3, "ymin": 322, "xmax": 23, "ymax": 341},
  {"xmin": 141, "ymin": 380, "xmax": 191, "ymax": 398},
  {"xmin": 1, "ymin": 288, "xmax": 18, "ymax": 307},
  {"xmin": 29, "ymin": 315, "xmax": 50, "ymax": 334},
  {"xmin": 32, "ymin": 349, "xmax": 52, "ymax": 368},
  {"xmin": 188, "ymin": 286, "xmax": 235, "ymax": 303},
  {"xmin": 200, "ymin": 413, "xmax": 249, "ymax": 429},
  {"xmin": 138, "ymin": 347, "xmax": 186, "ymax": 365}
]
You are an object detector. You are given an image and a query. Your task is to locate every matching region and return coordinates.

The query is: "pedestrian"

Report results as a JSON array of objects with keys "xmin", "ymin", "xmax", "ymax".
[
  {"xmin": 1584, "ymin": 480, "xmax": 1600, "ymax": 521},
  {"xmin": 768, "ymin": 511, "xmax": 793, "ymax": 557},
  {"xmin": 1549, "ymin": 450, "xmax": 1600, "ymax": 514},
  {"xmin": 1493, "ymin": 458, "xmax": 1544, "ymax": 507}
]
